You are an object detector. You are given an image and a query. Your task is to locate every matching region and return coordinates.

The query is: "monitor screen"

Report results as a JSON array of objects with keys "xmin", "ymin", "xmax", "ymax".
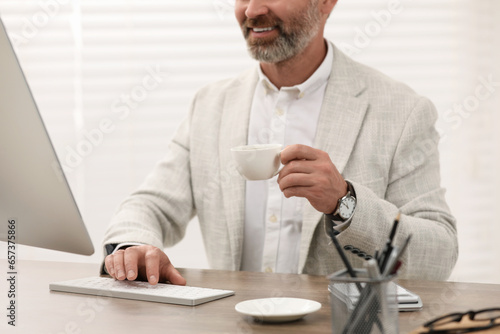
[{"xmin": 0, "ymin": 17, "xmax": 94, "ymax": 255}]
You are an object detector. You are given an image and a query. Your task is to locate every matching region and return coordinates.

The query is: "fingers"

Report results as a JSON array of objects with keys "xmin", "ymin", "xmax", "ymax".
[
  {"xmin": 277, "ymin": 145, "xmax": 346, "ymax": 213},
  {"xmin": 144, "ymin": 247, "xmax": 161, "ymax": 285},
  {"xmin": 280, "ymin": 144, "xmax": 318, "ymax": 164},
  {"xmin": 124, "ymin": 248, "xmax": 139, "ymax": 281},
  {"xmin": 104, "ymin": 254, "xmax": 115, "ymax": 278},
  {"xmin": 112, "ymin": 250, "xmax": 127, "ymax": 280},
  {"xmin": 105, "ymin": 249, "xmax": 136, "ymax": 280},
  {"xmin": 277, "ymin": 159, "xmax": 314, "ymax": 184},
  {"xmin": 161, "ymin": 265, "xmax": 187, "ymax": 286},
  {"xmin": 278, "ymin": 148, "xmax": 331, "ymax": 188},
  {"xmin": 141, "ymin": 246, "xmax": 186, "ymax": 286},
  {"xmin": 104, "ymin": 245, "xmax": 185, "ymax": 286}
]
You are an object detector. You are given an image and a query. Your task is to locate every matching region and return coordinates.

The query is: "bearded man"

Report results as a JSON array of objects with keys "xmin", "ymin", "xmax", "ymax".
[{"xmin": 102, "ymin": 0, "xmax": 458, "ymax": 284}]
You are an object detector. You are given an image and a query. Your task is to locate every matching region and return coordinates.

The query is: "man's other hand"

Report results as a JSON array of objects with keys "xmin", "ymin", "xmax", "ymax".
[{"xmin": 104, "ymin": 245, "xmax": 186, "ymax": 286}]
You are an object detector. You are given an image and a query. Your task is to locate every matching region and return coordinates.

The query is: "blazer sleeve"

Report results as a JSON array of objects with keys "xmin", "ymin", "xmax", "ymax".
[
  {"xmin": 101, "ymin": 105, "xmax": 196, "ymax": 254},
  {"xmin": 338, "ymin": 97, "xmax": 458, "ymax": 280}
]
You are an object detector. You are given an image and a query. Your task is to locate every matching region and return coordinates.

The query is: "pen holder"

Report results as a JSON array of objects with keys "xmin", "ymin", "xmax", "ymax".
[{"xmin": 328, "ymin": 269, "xmax": 398, "ymax": 334}]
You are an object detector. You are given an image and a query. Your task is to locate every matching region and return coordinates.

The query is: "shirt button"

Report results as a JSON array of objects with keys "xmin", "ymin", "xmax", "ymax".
[
  {"xmin": 269, "ymin": 214, "xmax": 277, "ymax": 223},
  {"xmin": 265, "ymin": 267, "xmax": 273, "ymax": 273},
  {"xmin": 275, "ymin": 107, "xmax": 284, "ymax": 116},
  {"xmin": 298, "ymin": 92, "xmax": 305, "ymax": 99}
]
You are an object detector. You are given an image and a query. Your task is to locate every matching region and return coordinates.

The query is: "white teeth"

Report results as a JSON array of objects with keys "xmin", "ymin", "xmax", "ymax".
[{"xmin": 253, "ymin": 27, "xmax": 274, "ymax": 33}]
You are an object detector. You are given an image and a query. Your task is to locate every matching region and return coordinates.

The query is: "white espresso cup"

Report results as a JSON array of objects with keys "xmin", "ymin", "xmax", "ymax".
[{"xmin": 231, "ymin": 144, "xmax": 283, "ymax": 180}]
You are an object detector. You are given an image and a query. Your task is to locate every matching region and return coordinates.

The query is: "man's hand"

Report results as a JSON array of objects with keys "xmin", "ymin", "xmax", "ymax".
[
  {"xmin": 277, "ymin": 144, "xmax": 347, "ymax": 214},
  {"xmin": 104, "ymin": 245, "xmax": 186, "ymax": 286}
]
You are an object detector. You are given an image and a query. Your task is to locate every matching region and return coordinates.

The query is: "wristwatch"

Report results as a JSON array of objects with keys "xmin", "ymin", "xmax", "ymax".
[{"xmin": 326, "ymin": 180, "xmax": 357, "ymax": 223}]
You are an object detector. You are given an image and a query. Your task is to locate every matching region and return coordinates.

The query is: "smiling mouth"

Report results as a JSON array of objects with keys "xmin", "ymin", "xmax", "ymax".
[{"xmin": 252, "ymin": 27, "xmax": 276, "ymax": 33}]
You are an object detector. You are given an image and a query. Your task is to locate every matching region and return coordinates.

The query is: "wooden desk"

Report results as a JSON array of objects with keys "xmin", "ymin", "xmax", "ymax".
[{"xmin": 1, "ymin": 260, "xmax": 500, "ymax": 333}]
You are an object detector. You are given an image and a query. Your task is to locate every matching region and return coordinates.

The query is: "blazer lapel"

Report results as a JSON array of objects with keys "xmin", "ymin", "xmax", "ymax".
[
  {"xmin": 218, "ymin": 69, "xmax": 259, "ymax": 270},
  {"xmin": 299, "ymin": 45, "xmax": 369, "ymax": 273}
]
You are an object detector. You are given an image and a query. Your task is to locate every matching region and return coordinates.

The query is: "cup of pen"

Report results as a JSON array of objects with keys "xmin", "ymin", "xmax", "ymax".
[{"xmin": 328, "ymin": 268, "xmax": 399, "ymax": 334}]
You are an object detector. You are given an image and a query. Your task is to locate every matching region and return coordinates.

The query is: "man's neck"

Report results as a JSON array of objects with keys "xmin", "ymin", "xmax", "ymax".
[{"xmin": 260, "ymin": 37, "xmax": 328, "ymax": 89}]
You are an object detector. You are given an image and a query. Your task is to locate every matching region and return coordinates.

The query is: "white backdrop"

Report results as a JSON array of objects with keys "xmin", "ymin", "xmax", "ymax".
[{"xmin": 0, "ymin": 0, "xmax": 499, "ymax": 283}]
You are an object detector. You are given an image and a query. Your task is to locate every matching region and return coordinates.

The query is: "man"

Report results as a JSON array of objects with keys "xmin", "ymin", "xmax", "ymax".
[{"xmin": 103, "ymin": 0, "xmax": 458, "ymax": 285}]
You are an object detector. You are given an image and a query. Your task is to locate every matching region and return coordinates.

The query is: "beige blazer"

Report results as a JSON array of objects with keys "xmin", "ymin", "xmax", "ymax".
[{"xmin": 103, "ymin": 44, "xmax": 458, "ymax": 280}]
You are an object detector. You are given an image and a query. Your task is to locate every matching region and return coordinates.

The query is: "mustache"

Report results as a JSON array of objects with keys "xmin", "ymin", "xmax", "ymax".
[{"xmin": 242, "ymin": 15, "xmax": 283, "ymax": 34}]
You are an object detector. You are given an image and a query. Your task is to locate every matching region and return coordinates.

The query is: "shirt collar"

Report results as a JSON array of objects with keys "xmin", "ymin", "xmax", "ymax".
[{"xmin": 257, "ymin": 41, "xmax": 333, "ymax": 99}]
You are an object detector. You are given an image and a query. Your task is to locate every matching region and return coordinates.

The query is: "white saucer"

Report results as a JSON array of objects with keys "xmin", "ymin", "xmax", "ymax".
[{"xmin": 235, "ymin": 297, "xmax": 322, "ymax": 323}]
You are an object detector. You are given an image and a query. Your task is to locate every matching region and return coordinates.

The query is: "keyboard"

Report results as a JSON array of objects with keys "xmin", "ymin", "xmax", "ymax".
[{"xmin": 49, "ymin": 276, "xmax": 235, "ymax": 306}]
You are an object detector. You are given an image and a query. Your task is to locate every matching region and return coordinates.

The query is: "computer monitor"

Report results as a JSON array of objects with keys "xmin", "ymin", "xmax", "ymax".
[{"xmin": 0, "ymin": 17, "xmax": 94, "ymax": 255}]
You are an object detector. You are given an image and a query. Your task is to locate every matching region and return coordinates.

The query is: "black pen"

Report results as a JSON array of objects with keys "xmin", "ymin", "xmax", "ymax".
[
  {"xmin": 389, "ymin": 212, "xmax": 401, "ymax": 242},
  {"xmin": 327, "ymin": 229, "xmax": 368, "ymax": 297},
  {"xmin": 379, "ymin": 212, "xmax": 401, "ymax": 272},
  {"xmin": 327, "ymin": 229, "xmax": 358, "ymax": 280}
]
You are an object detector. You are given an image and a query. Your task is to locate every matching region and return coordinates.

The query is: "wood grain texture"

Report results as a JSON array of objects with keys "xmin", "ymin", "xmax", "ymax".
[{"xmin": 1, "ymin": 260, "xmax": 499, "ymax": 333}]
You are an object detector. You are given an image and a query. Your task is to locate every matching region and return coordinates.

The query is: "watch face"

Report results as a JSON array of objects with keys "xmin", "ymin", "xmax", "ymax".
[{"xmin": 339, "ymin": 196, "xmax": 356, "ymax": 219}]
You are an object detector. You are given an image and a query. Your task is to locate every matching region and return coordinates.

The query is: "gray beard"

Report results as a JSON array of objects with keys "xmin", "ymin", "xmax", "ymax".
[{"xmin": 245, "ymin": 2, "xmax": 321, "ymax": 63}]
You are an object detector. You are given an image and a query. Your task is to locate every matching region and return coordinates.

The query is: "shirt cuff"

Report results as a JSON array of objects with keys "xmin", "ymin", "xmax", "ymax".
[
  {"xmin": 110, "ymin": 242, "xmax": 144, "ymax": 254},
  {"xmin": 324, "ymin": 214, "xmax": 353, "ymax": 236}
]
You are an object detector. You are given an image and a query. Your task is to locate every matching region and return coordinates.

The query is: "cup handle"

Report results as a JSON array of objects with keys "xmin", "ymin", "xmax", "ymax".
[
  {"xmin": 273, "ymin": 150, "xmax": 285, "ymax": 177},
  {"xmin": 272, "ymin": 165, "xmax": 284, "ymax": 177}
]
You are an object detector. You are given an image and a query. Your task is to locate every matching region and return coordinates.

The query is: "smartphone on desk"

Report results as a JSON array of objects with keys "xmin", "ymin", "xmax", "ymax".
[
  {"xmin": 329, "ymin": 281, "xmax": 423, "ymax": 312},
  {"xmin": 395, "ymin": 284, "xmax": 423, "ymax": 311}
]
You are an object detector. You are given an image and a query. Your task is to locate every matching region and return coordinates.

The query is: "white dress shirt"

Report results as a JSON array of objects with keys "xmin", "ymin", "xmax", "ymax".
[{"xmin": 241, "ymin": 42, "xmax": 333, "ymax": 274}]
